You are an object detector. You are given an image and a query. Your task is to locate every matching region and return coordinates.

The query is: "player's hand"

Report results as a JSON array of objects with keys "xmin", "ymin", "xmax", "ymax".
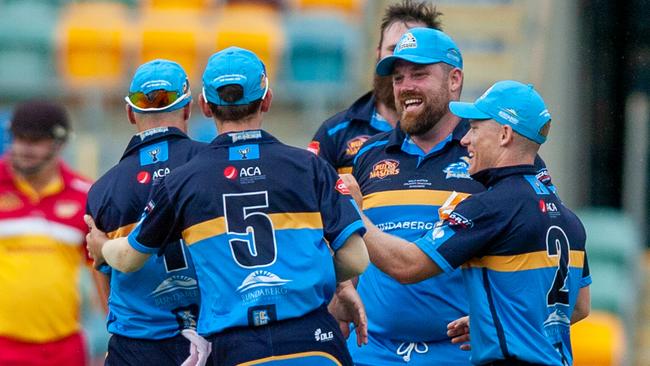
[
  {"xmin": 84, "ymin": 214, "xmax": 108, "ymax": 268},
  {"xmin": 328, "ymin": 280, "xmax": 368, "ymax": 347},
  {"xmin": 447, "ymin": 315, "xmax": 471, "ymax": 351},
  {"xmin": 181, "ymin": 329, "xmax": 212, "ymax": 366},
  {"xmin": 339, "ymin": 174, "xmax": 363, "ymax": 209}
]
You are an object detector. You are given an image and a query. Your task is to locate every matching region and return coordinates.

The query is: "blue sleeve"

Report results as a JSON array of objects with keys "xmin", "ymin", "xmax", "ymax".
[
  {"xmin": 414, "ymin": 197, "xmax": 500, "ymax": 271},
  {"xmin": 127, "ymin": 180, "xmax": 181, "ymax": 255},
  {"xmin": 315, "ymin": 157, "xmax": 365, "ymax": 251}
]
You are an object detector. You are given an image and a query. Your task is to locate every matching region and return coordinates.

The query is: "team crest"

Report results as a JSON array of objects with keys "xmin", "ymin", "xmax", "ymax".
[
  {"xmin": 443, "ymin": 157, "xmax": 471, "ymax": 179},
  {"xmin": 396, "ymin": 32, "xmax": 417, "ymax": 52},
  {"xmin": 345, "ymin": 135, "xmax": 369, "ymax": 156},
  {"xmin": 370, "ymin": 159, "xmax": 400, "ymax": 179}
]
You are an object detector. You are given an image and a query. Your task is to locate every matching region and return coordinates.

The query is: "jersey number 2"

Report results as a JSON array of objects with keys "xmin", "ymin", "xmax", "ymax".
[
  {"xmin": 545, "ymin": 226, "xmax": 570, "ymax": 306},
  {"xmin": 224, "ymin": 191, "xmax": 277, "ymax": 268}
]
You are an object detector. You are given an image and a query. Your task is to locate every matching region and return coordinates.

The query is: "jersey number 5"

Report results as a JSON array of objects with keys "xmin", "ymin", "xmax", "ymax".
[
  {"xmin": 545, "ymin": 226, "xmax": 570, "ymax": 307},
  {"xmin": 224, "ymin": 191, "xmax": 278, "ymax": 268}
]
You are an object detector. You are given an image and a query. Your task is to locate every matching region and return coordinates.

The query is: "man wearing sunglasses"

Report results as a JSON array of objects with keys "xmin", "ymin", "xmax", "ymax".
[
  {"xmin": 86, "ymin": 59, "xmax": 211, "ymax": 366},
  {"xmin": 85, "ymin": 47, "xmax": 370, "ymax": 366}
]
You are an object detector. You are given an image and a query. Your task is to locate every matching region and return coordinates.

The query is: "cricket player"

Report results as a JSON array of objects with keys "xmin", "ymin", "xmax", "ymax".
[{"xmin": 86, "ymin": 47, "xmax": 369, "ymax": 366}]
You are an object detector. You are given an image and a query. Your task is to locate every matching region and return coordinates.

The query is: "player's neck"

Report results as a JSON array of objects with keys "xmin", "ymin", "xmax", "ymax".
[
  {"xmin": 15, "ymin": 162, "xmax": 61, "ymax": 194},
  {"xmin": 409, "ymin": 114, "xmax": 460, "ymax": 154},
  {"xmin": 375, "ymin": 102, "xmax": 399, "ymax": 127},
  {"xmin": 217, "ymin": 115, "xmax": 264, "ymax": 135}
]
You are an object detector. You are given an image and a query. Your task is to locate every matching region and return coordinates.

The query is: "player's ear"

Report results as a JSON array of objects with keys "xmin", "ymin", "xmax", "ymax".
[
  {"xmin": 260, "ymin": 88, "xmax": 273, "ymax": 113},
  {"xmin": 500, "ymin": 124, "xmax": 514, "ymax": 147},
  {"xmin": 182, "ymin": 101, "xmax": 192, "ymax": 121},
  {"xmin": 126, "ymin": 105, "xmax": 136, "ymax": 125},
  {"xmin": 199, "ymin": 94, "xmax": 213, "ymax": 118}
]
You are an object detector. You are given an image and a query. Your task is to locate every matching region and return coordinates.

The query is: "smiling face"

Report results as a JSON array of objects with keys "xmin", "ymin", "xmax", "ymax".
[
  {"xmin": 392, "ymin": 60, "xmax": 451, "ymax": 136},
  {"xmin": 460, "ymin": 119, "xmax": 504, "ymax": 175}
]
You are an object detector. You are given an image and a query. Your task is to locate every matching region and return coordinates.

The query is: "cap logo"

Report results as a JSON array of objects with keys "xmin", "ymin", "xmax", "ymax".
[
  {"xmin": 497, "ymin": 109, "xmax": 520, "ymax": 125},
  {"xmin": 214, "ymin": 74, "xmax": 247, "ymax": 83},
  {"xmin": 446, "ymin": 49, "xmax": 461, "ymax": 63},
  {"xmin": 396, "ymin": 32, "xmax": 417, "ymax": 52},
  {"xmin": 140, "ymin": 80, "xmax": 172, "ymax": 90},
  {"xmin": 539, "ymin": 109, "xmax": 550, "ymax": 118}
]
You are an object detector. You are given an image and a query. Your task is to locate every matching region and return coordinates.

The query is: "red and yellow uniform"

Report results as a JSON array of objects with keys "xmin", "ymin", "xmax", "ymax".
[{"xmin": 0, "ymin": 158, "xmax": 91, "ymax": 365}]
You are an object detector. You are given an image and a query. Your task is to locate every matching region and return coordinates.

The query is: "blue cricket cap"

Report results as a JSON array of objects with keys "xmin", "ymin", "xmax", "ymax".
[
  {"xmin": 202, "ymin": 47, "xmax": 269, "ymax": 106},
  {"xmin": 126, "ymin": 59, "xmax": 191, "ymax": 113},
  {"xmin": 376, "ymin": 27, "xmax": 463, "ymax": 76},
  {"xmin": 449, "ymin": 80, "xmax": 552, "ymax": 144}
]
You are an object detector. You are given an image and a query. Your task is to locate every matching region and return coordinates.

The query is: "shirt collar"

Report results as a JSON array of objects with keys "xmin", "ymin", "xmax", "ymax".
[
  {"xmin": 470, "ymin": 165, "xmax": 538, "ymax": 188},
  {"xmin": 211, "ymin": 129, "xmax": 279, "ymax": 147},
  {"xmin": 385, "ymin": 119, "xmax": 469, "ymax": 154},
  {"xmin": 122, "ymin": 127, "xmax": 189, "ymax": 160},
  {"xmin": 343, "ymin": 91, "xmax": 376, "ymax": 123}
]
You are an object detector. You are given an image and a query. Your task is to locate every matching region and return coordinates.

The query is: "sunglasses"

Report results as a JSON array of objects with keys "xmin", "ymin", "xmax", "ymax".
[{"xmin": 125, "ymin": 89, "xmax": 191, "ymax": 112}]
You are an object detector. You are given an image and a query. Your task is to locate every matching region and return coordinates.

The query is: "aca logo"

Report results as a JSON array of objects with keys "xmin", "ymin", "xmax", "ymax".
[
  {"xmin": 137, "ymin": 171, "xmax": 151, "ymax": 184},
  {"xmin": 224, "ymin": 166, "xmax": 238, "ymax": 180},
  {"xmin": 307, "ymin": 141, "xmax": 320, "ymax": 155},
  {"xmin": 369, "ymin": 159, "xmax": 400, "ymax": 179},
  {"xmin": 345, "ymin": 135, "xmax": 369, "ymax": 156}
]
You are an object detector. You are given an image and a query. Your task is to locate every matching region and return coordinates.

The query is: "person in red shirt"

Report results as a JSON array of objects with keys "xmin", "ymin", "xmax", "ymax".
[{"xmin": 0, "ymin": 100, "xmax": 97, "ymax": 366}]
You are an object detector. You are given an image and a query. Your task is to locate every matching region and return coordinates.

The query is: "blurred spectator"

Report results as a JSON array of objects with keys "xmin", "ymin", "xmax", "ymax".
[{"xmin": 0, "ymin": 100, "xmax": 97, "ymax": 366}]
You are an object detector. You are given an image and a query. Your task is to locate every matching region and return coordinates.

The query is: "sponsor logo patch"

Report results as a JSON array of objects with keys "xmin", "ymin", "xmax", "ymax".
[
  {"xmin": 539, "ymin": 199, "xmax": 561, "ymax": 218},
  {"xmin": 314, "ymin": 328, "xmax": 334, "ymax": 342},
  {"xmin": 237, "ymin": 270, "xmax": 292, "ymax": 293},
  {"xmin": 228, "ymin": 130, "xmax": 262, "ymax": 143},
  {"xmin": 229, "ymin": 144, "xmax": 260, "ymax": 161},
  {"xmin": 139, "ymin": 141, "xmax": 169, "ymax": 166},
  {"xmin": 369, "ymin": 159, "xmax": 400, "ymax": 179},
  {"xmin": 307, "ymin": 141, "xmax": 320, "ymax": 155},
  {"xmin": 447, "ymin": 212, "xmax": 473, "ymax": 228},
  {"xmin": 137, "ymin": 127, "xmax": 169, "ymax": 141},
  {"xmin": 345, "ymin": 135, "xmax": 369, "ymax": 156},
  {"xmin": 335, "ymin": 178, "xmax": 350, "ymax": 195}
]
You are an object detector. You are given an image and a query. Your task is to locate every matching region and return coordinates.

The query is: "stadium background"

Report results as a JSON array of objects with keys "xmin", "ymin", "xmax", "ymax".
[{"xmin": 0, "ymin": 0, "xmax": 647, "ymax": 365}]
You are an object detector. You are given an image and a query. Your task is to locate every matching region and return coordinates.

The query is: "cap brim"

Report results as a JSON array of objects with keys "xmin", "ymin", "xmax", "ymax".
[
  {"xmin": 449, "ymin": 102, "xmax": 491, "ymax": 120},
  {"xmin": 376, "ymin": 54, "xmax": 443, "ymax": 76}
]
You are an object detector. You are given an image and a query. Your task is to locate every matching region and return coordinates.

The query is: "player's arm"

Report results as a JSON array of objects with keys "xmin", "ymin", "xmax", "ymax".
[
  {"xmin": 333, "ymin": 233, "xmax": 369, "ymax": 282},
  {"xmin": 85, "ymin": 215, "xmax": 151, "ymax": 272},
  {"xmin": 362, "ymin": 214, "xmax": 442, "ymax": 283},
  {"xmin": 338, "ymin": 173, "xmax": 442, "ymax": 283},
  {"xmin": 571, "ymin": 286, "xmax": 591, "ymax": 324},
  {"xmin": 91, "ymin": 269, "xmax": 110, "ymax": 313}
]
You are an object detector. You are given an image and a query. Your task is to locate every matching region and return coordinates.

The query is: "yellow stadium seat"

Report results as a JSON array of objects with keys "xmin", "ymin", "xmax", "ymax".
[
  {"xmin": 143, "ymin": 0, "xmax": 215, "ymax": 11},
  {"xmin": 57, "ymin": 2, "xmax": 133, "ymax": 89},
  {"xmin": 294, "ymin": 0, "xmax": 365, "ymax": 15},
  {"xmin": 571, "ymin": 311, "xmax": 625, "ymax": 366},
  {"xmin": 136, "ymin": 9, "xmax": 212, "ymax": 83},
  {"xmin": 210, "ymin": 3, "xmax": 285, "ymax": 79}
]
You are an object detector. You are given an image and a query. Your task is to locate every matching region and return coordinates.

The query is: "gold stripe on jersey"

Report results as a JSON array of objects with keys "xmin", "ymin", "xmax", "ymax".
[
  {"xmin": 107, "ymin": 222, "xmax": 138, "ymax": 239},
  {"xmin": 363, "ymin": 189, "xmax": 471, "ymax": 209},
  {"xmin": 183, "ymin": 212, "xmax": 323, "ymax": 246},
  {"xmin": 337, "ymin": 166, "xmax": 353, "ymax": 174},
  {"xmin": 462, "ymin": 250, "xmax": 586, "ymax": 272},
  {"xmin": 239, "ymin": 351, "xmax": 342, "ymax": 366}
]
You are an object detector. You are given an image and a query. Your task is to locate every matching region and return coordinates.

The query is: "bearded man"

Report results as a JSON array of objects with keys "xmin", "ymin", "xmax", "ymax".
[{"xmin": 345, "ymin": 27, "xmax": 553, "ymax": 365}]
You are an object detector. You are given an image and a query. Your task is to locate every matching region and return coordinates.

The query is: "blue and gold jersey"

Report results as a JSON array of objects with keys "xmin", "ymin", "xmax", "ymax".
[
  {"xmin": 415, "ymin": 165, "xmax": 590, "ymax": 366},
  {"xmin": 352, "ymin": 120, "xmax": 484, "ymax": 343},
  {"xmin": 310, "ymin": 92, "xmax": 392, "ymax": 174},
  {"xmin": 127, "ymin": 130, "xmax": 365, "ymax": 336},
  {"xmin": 87, "ymin": 127, "xmax": 205, "ymax": 340}
]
